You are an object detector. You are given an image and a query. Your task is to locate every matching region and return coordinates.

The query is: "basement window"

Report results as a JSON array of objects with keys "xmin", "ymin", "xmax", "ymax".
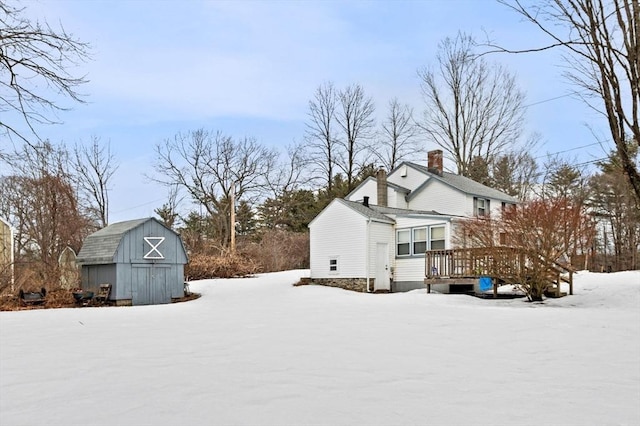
[{"xmin": 329, "ymin": 257, "xmax": 339, "ymax": 273}]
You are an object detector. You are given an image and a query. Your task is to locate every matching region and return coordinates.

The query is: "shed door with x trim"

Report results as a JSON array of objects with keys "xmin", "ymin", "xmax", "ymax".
[
  {"xmin": 131, "ymin": 264, "xmax": 171, "ymax": 305},
  {"xmin": 131, "ymin": 234, "xmax": 170, "ymax": 305}
]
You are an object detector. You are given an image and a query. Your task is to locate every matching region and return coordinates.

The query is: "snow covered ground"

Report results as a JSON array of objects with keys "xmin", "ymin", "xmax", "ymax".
[{"xmin": 1, "ymin": 270, "xmax": 639, "ymax": 426}]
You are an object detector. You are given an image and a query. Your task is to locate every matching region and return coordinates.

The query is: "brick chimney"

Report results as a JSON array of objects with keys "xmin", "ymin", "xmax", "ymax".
[
  {"xmin": 376, "ymin": 168, "xmax": 387, "ymax": 207},
  {"xmin": 427, "ymin": 150, "xmax": 443, "ymax": 176}
]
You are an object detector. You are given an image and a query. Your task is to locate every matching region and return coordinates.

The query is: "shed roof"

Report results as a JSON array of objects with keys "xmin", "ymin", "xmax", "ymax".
[{"xmin": 77, "ymin": 218, "xmax": 164, "ymax": 264}]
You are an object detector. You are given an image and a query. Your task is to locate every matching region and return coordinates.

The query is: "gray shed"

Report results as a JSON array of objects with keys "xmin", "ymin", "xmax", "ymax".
[{"xmin": 77, "ymin": 217, "xmax": 188, "ymax": 305}]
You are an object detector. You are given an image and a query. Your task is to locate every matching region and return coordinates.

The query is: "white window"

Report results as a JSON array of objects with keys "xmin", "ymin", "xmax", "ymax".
[
  {"xmin": 397, "ymin": 230, "xmax": 411, "ymax": 256},
  {"xmin": 329, "ymin": 257, "xmax": 339, "ymax": 273},
  {"xmin": 430, "ymin": 226, "xmax": 445, "ymax": 250},
  {"xmin": 475, "ymin": 197, "xmax": 490, "ymax": 217},
  {"xmin": 413, "ymin": 228, "xmax": 427, "ymax": 254},
  {"xmin": 397, "ymin": 224, "xmax": 447, "ymax": 256}
]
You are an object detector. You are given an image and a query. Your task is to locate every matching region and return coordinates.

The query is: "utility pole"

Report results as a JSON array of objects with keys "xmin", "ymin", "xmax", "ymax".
[{"xmin": 230, "ymin": 183, "xmax": 236, "ymax": 253}]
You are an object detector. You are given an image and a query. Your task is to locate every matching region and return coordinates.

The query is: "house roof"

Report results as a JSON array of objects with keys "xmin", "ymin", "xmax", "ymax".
[
  {"xmin": 402, "ymin": 162, "xmax": 518, "ymax": 203},
  {"xmin": 371, "ymin": 204, "xmax": 456, "ymax": 218},
  {"xmin": 338, "ymin": 199, "xmax": 395, "ymax": 223},
  {"xmin": 0, "ymin": 216, "xmax": 13, "ymax": 231},
  {"xmin": 77, "ymin": 217, "xmax": 159, "ymax": 264},
  {"xmin": 340, "ymin": 200, "xmax": 455, "ymax": 221}
]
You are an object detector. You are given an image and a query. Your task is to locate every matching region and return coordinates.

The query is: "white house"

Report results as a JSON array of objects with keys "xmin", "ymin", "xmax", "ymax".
[{"xmin": 308, "ymin": 150, "xmax": 518, "ymax": 293}]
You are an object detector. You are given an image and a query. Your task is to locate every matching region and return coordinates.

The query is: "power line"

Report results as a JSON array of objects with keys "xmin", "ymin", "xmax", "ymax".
[
  {"xmin": 534, "ymin": 141, "xmax": 604, "ymax": 160},
  {"xmin": 111, "ymin": 197, "xmax": 165, "ymax": 214},
  {"xmin": 523, "ymin": 92, "xmax": 581, "ymax": 108}
]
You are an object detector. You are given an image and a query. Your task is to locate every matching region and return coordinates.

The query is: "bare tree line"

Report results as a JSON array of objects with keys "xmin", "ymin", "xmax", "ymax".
[
  {"xmin": 0, "ymin": 0, "xmax": 637, "ymax": 285},
  {"xmin": 0, "ymin": 139, "xmax": 117, "ymax": 289}
]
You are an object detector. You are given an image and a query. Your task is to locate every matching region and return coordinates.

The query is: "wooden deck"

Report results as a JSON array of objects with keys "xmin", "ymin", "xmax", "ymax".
[{"xmin": 424, "ymin": 247, "xmax": 575, "ymax": 297}]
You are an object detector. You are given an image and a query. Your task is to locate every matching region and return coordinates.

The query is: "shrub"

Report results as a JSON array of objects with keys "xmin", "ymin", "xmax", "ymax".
[
  {"xmin": 240, "ymin": 230, "xmax": 309, "ymax": 272},
  {"xmin": 185, "ymin": 252, "xmax": 262, "ymax": 280}
]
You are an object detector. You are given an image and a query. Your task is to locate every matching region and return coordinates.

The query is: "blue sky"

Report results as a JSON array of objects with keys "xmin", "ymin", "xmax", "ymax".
[{"xmin": 12, "ymin": 0, "xmax": 612, "ymax": 223}]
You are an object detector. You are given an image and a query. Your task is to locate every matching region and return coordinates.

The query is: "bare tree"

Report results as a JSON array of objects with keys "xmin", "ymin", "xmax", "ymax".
[
  {"xmin": 495, "ymin": 0, "xmax": 640, "ymax": 206},
  {"xmin": 0, "ymin": 142, "xmax": 92, "ymax": 284},
  {"xmin": 72, "ymin": 137, "xmax": 118, "ymax": 228},
  {"xmin": 152, "ymin": 129, "xmax": 278, "ymax": 248},
  {"xmin": 265, "ymin": 141, "xmax": 307, "ymax": 198},
  {"xmin": 418, "ymin": 32, "xmax": 526, "ymax": 176},
  {"xmin": 491, "ymin": 149, "xmax": 539, "ymax": 200},
  {"xmin": 0, "ymin": 1, "xmax": 90, "ymax": 145},
  {"xmin": 456, "ymin": 198, "xmax": 595, "ymax": 301},
  {"xmin": 588, "ymin": 145, "xmax": 639, "ymax": 270},
  {"xmin": 305, "ymin": 82, "xmax": 340, "ymax": 192},
  {"xmin": 375, "ymin": 98, "xmax": 422, "ymax": 171},
  {"xmin": 154, "ymin": 184, "xmax": 182, "ymax": 230},
  {"xmin": 336, "ymin": 83, "xmax": 376, "ymax": 191}
]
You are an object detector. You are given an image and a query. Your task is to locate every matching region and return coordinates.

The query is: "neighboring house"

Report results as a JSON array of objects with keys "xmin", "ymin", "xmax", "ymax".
[{"xmin": 308, "ymin": 150, "xmax": 518, "ymax": 293}]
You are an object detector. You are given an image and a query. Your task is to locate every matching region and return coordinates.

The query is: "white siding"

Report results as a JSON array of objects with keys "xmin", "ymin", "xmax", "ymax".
[
  {"xmin": 408, "ymin": 180, "xmax": 468, "ymax": 216},
  {"xmin": 388, "ymin": 189, "xmax": 408, "ymax": 209},
  {"xmin": 393, "ymin": 257, "xmax": 426, "ymax": 282},
  {"xmin": 345, "ymin": 179, "xmax": 377, "ymax": 202},
  {"xmin": 367, "ymin": 221, "xmax": 395, "ymax": 277},
  {"xmin": 346, "ymin": 178, "xmax": 408, "ymax": 209},
  {"xmin": 309, "ymin": 201, "xmax": 367, "ymax": 278},
  {"xmin": 388, "ymin": 166, "xmax": 429, "ymax": 192},
  {"xmin": 464, "ymin": 194, "xmax": 512, "ymax": 218},
  {"xmin": 392, "ymin": 217, "xmax": 452, "ymax": 284}
]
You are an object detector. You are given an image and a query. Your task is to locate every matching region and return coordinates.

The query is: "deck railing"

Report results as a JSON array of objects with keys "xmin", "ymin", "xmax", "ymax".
[
  {"xmin": 424, "ymin": 247, "xmax": 575, "ymax": 295},
  {"xmin": 425, "ymin": 247, "xmax": 523, "ymax": 279}
]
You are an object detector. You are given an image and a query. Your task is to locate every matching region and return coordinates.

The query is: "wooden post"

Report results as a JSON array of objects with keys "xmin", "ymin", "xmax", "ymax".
[
  {"xmin": 230, "ymin": 183, "xmax": 236, "ymax": 253},
  {"xmin": 557, "ymin": 273, "xmax": 561, "ymax": 297},
  {"xmin": 493, "ymin": 279, "xmax": 497, "ymax": 299},
  {"xmin": 569, "ymin": 271, "xmax": 573, "ymax": 295}
]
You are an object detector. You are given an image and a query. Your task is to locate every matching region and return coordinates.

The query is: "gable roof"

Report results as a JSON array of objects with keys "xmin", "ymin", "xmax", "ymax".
[
  {"xmin": 402, "ymin": 162, "xmax": 518, "ymax": 203},
  {"xmin": 77, "ymin": 217, "xmax": 171, "ymax": 264}
]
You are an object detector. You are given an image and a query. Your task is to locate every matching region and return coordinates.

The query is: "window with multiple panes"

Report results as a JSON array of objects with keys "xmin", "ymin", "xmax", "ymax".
[
  {"xmin": 329, "ymin": 257, "xmax": 338, "ymax": 273},
  {"xmin": 474, "ymin": 197, "xmax": 490, "ymax": 217},
  {"xmin": 397, "ymin": 225, "xmax": 446, "ymax": 256}
]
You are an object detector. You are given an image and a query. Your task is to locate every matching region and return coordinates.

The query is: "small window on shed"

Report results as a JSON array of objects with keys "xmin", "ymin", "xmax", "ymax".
[{"xmin": 329, "ymin": 257, "xmax": 339, "ymax": 273}]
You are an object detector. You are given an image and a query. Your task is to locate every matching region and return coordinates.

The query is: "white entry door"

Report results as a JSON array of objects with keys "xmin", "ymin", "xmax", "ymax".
[{"xmin": 374, "ymin": 243, "xmax": 390, "ymax": 291}]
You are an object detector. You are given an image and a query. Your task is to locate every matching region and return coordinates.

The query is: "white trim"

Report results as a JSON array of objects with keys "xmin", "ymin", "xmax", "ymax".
[
  {"xmin": 328, "ymin": 256, "xmax": 339, "ymax": 274},
  {"xmin": 143, "ymin": 237, "xmax": 165, "ymax": 259}
]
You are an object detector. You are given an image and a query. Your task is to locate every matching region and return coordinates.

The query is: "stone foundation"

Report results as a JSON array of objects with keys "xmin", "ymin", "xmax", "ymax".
[{"xmin": 307, "ymin": 277, "xmax": 374, "ymax": 292}]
